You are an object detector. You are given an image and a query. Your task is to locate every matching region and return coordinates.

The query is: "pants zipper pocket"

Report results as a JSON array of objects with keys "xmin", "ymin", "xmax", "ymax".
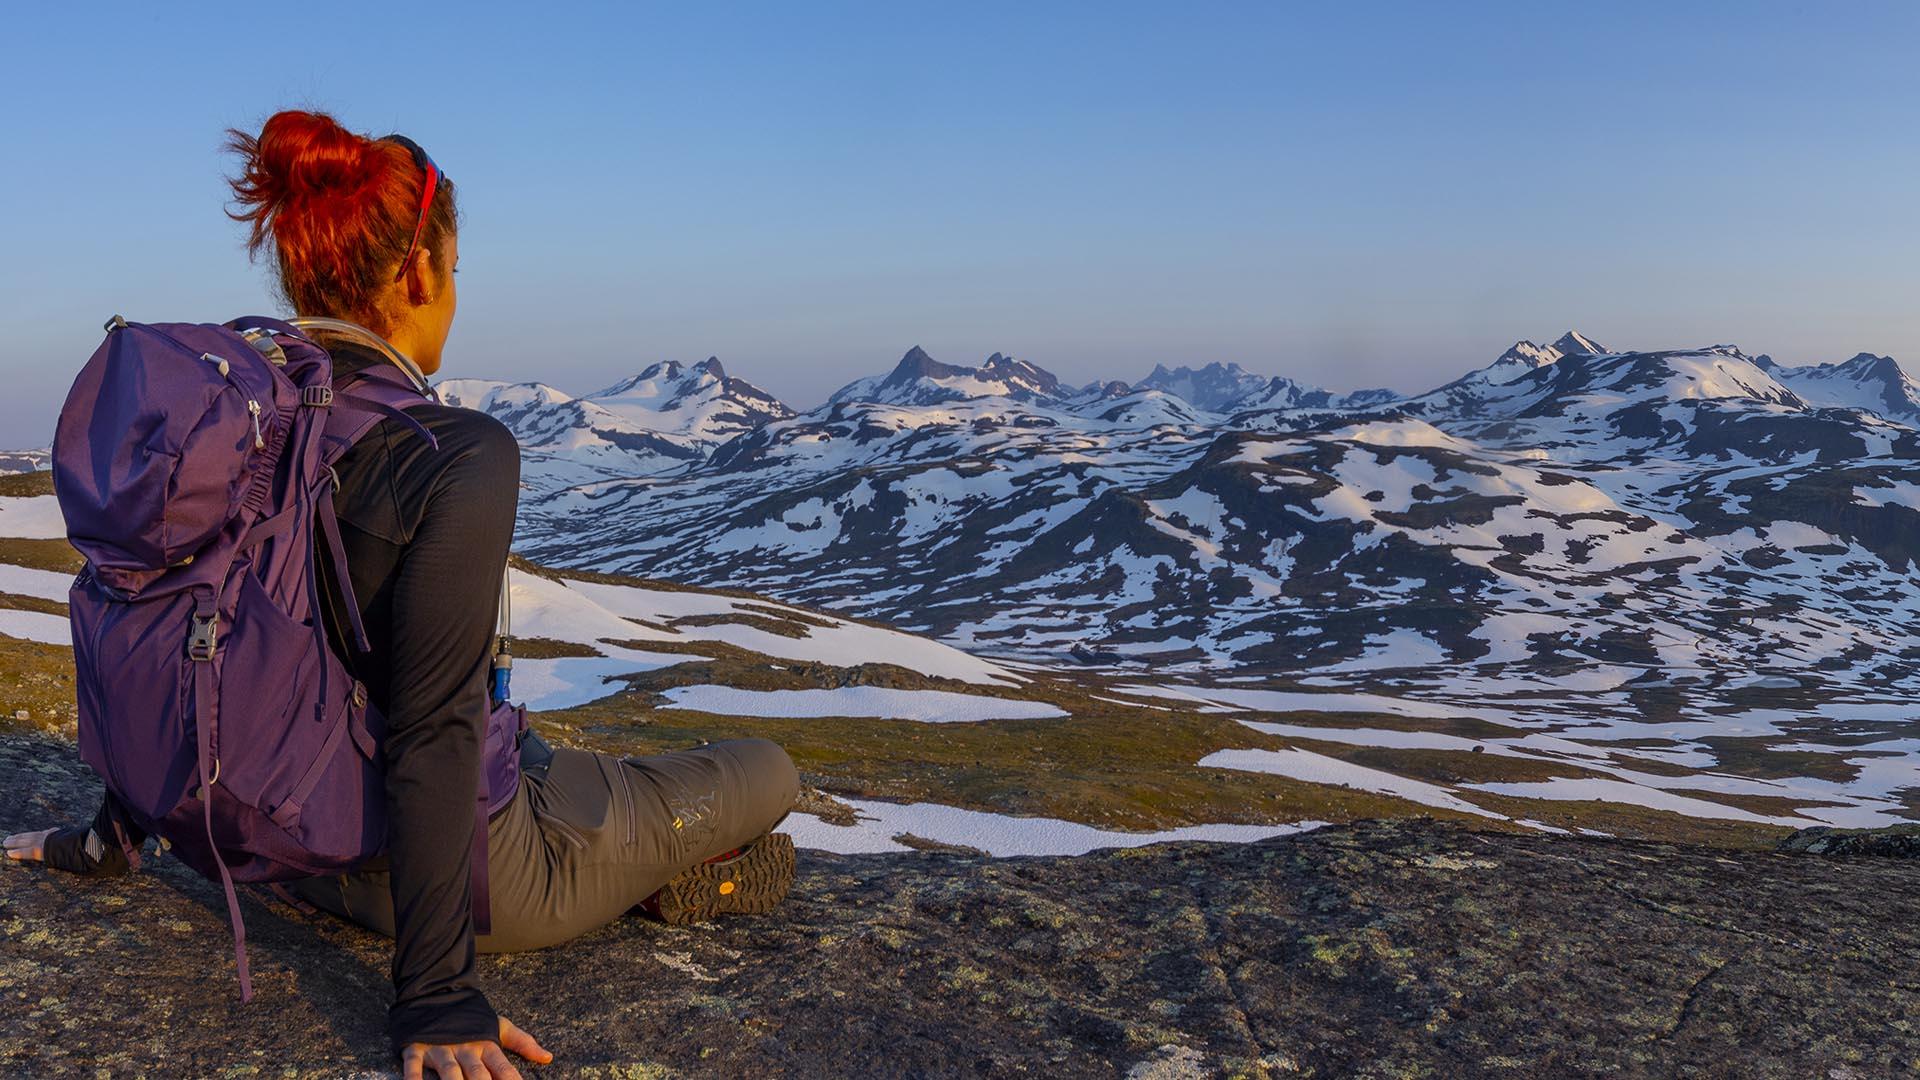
[{"xmin": 597, "ymin": 755, "xmax": 636, "ymax": 848}]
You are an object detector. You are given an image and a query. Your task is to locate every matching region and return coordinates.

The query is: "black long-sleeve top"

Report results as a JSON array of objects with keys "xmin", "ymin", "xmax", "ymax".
[{"xmin": 49, "ymin": 340, "xmax": 520, "ymax": 1054}]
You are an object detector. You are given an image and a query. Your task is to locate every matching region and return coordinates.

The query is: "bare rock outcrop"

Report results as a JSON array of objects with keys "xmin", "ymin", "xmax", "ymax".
[{"xmin": 2, "ymin": 731, "xmax": 1915, "ymax": 1078}]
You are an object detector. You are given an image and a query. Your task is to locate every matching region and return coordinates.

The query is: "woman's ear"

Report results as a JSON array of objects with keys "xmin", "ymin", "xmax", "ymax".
[{"xmin": 400, "ymin": 250, "xmax": 437, "ymax": 309}]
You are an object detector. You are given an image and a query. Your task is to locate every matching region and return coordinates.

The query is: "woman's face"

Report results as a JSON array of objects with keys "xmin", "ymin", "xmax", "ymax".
[{"xmin": 410, "ymin": 231, "xmax": 460, "ymax": 375}]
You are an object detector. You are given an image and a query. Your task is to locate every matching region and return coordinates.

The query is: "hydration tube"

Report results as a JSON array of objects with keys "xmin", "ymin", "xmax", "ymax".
[
  {"xmin": 288, "ymin": 316, "xmax": 432, "ymax": 395},
  {"xmin": 491, "ymin": 569, "xmax": 513, "ymax": 704},
  {"xmin": 296, "ymin": 315, "xmax": 508, "ymax": 699},
  {"xmin": 296, "ymin": 316, "xmax": 510, "ymax": 700}
]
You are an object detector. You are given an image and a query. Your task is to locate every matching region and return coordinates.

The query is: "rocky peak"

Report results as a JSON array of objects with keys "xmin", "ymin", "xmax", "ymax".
[
  {"xmin": 1493, "ymin": 341, "xmax": 1562, "ymax": 370},
  {"xmin": 1339, "ymin": 387, "xmax": 1402, "ymax": 408},
  {"xmin": 829, "ymin": 347, "xmax": 1066, "ymax": 406},
  {"xmin": 1552, "ymin": 330, "xmax": 1606, "ymax": 356},
  {"xmin": 888, "ymin": 345, "xmax": 955, "ymax": 383},
  {"xmin": 1834, "ymin": 352, "xmax": 1902, "ymax": 378},
  {"xmin": 1137, "ymin": 361, "xmax": 1273, "ymax": 412}
]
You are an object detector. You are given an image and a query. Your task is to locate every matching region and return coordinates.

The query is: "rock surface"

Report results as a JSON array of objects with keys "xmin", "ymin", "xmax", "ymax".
[
  {"xmin": 1778, "ymin": 823, "xmax": 1920, "ymax": 858},
  {"xmin": 3, "ymin": 732, "xmax": 1917, "ymax": 1079}
]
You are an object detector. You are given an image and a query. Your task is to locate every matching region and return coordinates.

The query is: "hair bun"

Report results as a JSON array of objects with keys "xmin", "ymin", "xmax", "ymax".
[
  {"xmin": 224, "ymin": 109, "xmax": 455, "ymax": 332},
  {"xmin": 226, "ymin": 110, "xmax": 396, "ymax": 230},
  {"xmin": 252, "ymin": 110, "xmax": 382, "ymax": 201}
]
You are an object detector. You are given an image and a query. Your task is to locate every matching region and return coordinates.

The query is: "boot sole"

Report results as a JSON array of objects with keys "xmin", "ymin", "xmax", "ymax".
[{"xmin": 650, "ymin": 833, "xmax": 796, "ymax": 926}]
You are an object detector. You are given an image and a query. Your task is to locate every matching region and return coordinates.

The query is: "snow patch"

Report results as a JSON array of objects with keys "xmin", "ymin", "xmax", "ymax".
[
  {"xmin": 778, "ymin": 797, "xmax": 1323, "ymax": 856},
  {"xmin": 659, "ymin": 685, "xmax": 1065, "ymax": 723}
]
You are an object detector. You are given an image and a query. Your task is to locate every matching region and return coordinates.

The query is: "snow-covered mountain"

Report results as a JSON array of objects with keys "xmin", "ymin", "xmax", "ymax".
[
  {"xmin": 1135, "ymin": 362, "xmax": 1271, "ymax": 411},
  {"xmin": 438, "ymin": 358, "xmax": 791, "ymax": 490},
  {"xmin": 1135, "ymin": 360, "xmax": 1398, "ymax": 414},
  {"xmin": 1392, "ymin": 330, "xmax": 1608, "ymax": 419},
  {"xmin": 1759, "ymin": 351, "xmax": 1920, "ymax": 425},
  {"xmin": 509, "ymin": 333, "xmax": 1920, "ymax": 702},
  {"xmin": 828, "ymin": 347, "xmax": 1065, "ymax": 407}
]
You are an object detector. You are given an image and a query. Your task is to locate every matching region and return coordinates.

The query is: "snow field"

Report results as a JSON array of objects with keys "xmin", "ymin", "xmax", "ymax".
[
  {"xmin": 778, "ymin": 796, "xmax": 1323, "ymax": 856},
  {"xmin": 0, "ymin": 497, "xmax": 66, "ymax": 539},
  {"xmin": 660, "ymin": 685, "xmax": 1066, "ymax": 723}
]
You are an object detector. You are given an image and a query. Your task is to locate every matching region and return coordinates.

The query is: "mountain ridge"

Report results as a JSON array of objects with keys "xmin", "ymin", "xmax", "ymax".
[{"xmin": 509, "ymin": 336, "xmax": 1920, "ymax": 719}]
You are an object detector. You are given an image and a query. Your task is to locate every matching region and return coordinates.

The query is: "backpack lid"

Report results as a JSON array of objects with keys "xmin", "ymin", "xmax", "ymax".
[{"xmin": 54, "ymin": 321, "xmax": 285, "ymax": 595}]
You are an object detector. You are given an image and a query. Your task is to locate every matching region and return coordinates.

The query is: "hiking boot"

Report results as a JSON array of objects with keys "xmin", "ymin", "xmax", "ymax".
[{"xmin": 639, "ymin": 833, "xmax": 796, "ymax": 925}]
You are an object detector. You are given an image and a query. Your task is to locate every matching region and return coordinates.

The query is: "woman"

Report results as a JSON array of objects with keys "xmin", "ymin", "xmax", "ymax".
[{"xmin": 2, "ymin": 110, "xmax": 801, "ymax": 1080}]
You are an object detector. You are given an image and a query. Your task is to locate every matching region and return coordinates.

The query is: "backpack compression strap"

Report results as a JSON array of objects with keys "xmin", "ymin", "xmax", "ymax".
[{"xmin": 190, "ymin": 585, "xmax": 253, "ymax": 1002}]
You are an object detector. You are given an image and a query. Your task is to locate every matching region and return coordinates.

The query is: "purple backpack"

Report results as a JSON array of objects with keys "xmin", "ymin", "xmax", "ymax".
[{"xmin": 52, "ymin": 315, "xmax": 526, "ymax": 1002}]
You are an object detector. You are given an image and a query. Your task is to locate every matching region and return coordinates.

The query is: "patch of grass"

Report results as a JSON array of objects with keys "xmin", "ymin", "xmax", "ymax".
[
  {"xmin": 0, "ymin": 539, "xmax": 81, "ymax": 576},
  {"xmin": 0, "ymin": 471, "xmax": 53, "ymax": 497},
  {"xmin": 1600, "ymin": 754, "xmax": 1702, "ymax": 778},
  {"xmin": 734, "ymin": 602, "xmax": 838, "ymax": 629},
  {"xmin": 671, "ymin": 612, "xmax": 811, "ymax": 639},
  {"xmin": 1241, "ymin": 708, "xmax": 1526, "ymax": 741},
  {"xmin": 0, "ymin": 634, "xmax": 79, "ymax": 737},
  {"xmin": 1467, "ymin": 791, "xmax": 1796, "ymax": 850},
  {"xmin": 0, "ymin": 593, "xmax": 67, "ymax": 618},
  {"xmin": 510, "ymin": 637, "xmax": 604, "ymax": 660},
  {"xmin": 1697, "ymin": 737, "xmax": 1866, "ymax": 784},
  {"xmin": 794, "ymin": 784, "xmax": 861, "ymax": 826},
  {"xmin": 1675, "ymin": 788, "xmax": 1859, "ymax": 819},
  {"xmin": 616, "ymin": 654, "xmax": 1002, "ymax": 697},
  {"xmin": 1281, "ymin": 739, "xmax": 1604, "ymax": 786},
  {"xmin": 892, "ymin": 833, "xmax": 987, "ymax": 856}
]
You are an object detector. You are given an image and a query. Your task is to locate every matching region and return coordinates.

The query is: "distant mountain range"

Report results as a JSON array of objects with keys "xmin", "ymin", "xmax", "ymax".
[
  {"xmin": 460, "ymin": 332, "xmax": 1920, "ymax": 693},
  {"xmin": 0, "ymin": 449, "xmax": 49, "ymax": 476}
]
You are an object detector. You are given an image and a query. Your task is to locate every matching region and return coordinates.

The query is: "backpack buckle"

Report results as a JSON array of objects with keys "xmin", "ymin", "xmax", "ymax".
[
  {"xmin": 187, "ymin": 613, "xmax": 219, "ymax": 662},
  {"xmin": 239, "ymin": 328, "xmax": 288, "ymax": 367},
  {"xmin": 302, "ymin": 386, "xmax": 334, "ymax": 408}
]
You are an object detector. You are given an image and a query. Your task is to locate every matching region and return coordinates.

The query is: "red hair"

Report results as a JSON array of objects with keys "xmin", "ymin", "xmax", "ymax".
[{"xmin": 225, "ymin": 110, "xmax": 457, "ymax": 334}]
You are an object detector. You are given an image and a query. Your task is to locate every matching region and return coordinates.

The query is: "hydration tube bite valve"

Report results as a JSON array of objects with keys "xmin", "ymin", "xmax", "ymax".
[{"xmin": 491, "ymin": 640, "xmax": 513, "ymax": 705}]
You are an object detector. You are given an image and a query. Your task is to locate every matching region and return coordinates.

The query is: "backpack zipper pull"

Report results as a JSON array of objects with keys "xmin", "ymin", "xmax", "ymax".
[{"xmin": 247, "ymin": 400, "xmax": 265, "ymax": 449}]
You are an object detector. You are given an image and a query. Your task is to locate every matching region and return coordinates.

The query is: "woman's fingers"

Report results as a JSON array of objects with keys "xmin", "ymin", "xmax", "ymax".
[
  {"xmin": 454, "ymin": 1046, "xmax": 490, "ymax": 1079},
  {"xmin": 498, "ymin": 1017, "xmax": 553, "ymax": 1064},
  {"xmin": 427, "ymin": 1046, "xmax": 466, "ymax": 1080},
  {"xmin": 404, "ymin": 1029, "xmax": 545, "ymax": 1080},
  {"xmin": 480, "ymin": 1043, "xmax": 524, "ymax": 1080},
  {"xmin": 403, "ymin": 1044, "xmax": 466, "ymax": 1080},
  {"xmin": 3, "ymin": 828, "xmax": 57, "ymax": 861}
]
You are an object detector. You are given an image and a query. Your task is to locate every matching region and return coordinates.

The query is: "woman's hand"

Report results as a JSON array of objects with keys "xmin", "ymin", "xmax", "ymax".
[
  {"xmin": 402, "ymin": 1015, "xmax": 552, "ymax": 1080},
  {"xmin": 3, "ymin": 827, "xmax": 56, "ymax": 863}
]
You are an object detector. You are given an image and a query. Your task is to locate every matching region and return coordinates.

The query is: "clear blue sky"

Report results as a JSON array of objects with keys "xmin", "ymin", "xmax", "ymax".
[{"xmin": 2, "ymin": 2, "xmax": 1915, "ymax": 445}]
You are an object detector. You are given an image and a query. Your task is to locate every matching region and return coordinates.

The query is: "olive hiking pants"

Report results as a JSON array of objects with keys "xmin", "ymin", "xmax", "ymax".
[{"xmin": 288, "ymin": 738, "xmax": 800, "ymax": 952}]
